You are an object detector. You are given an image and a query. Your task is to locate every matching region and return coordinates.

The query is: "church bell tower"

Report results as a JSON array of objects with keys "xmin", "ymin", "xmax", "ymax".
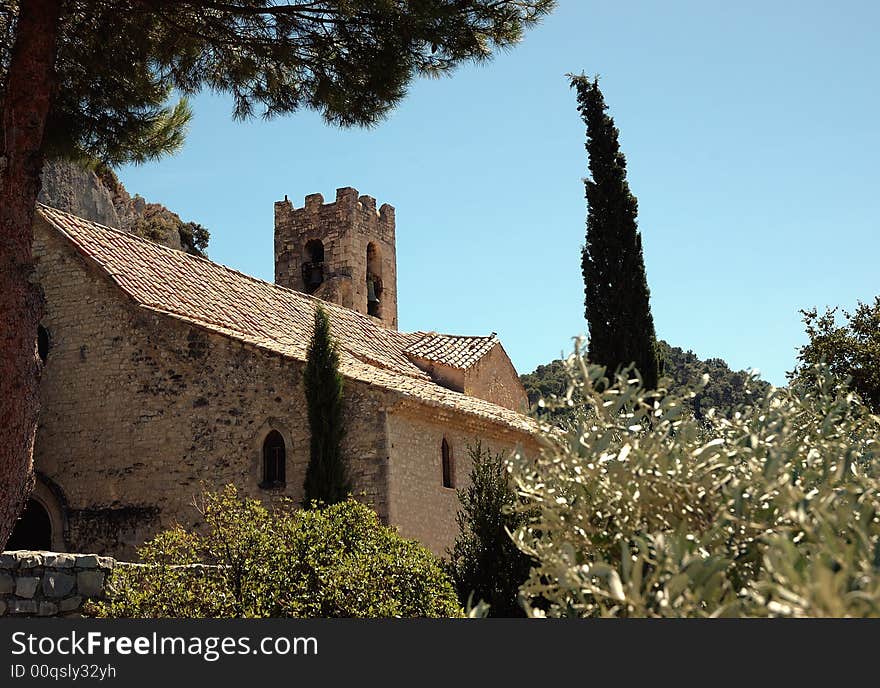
[{"xmin": 274, "ymin": 187, "xmax": 398, "ymax": 330}]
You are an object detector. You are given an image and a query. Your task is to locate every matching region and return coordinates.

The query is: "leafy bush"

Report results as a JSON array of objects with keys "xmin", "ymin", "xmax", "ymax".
[
  {"xmin": 447, "ymin": 442, "xmax": 534, "ymax": 617},
  {"xmin": 510, "ymin": 343, "xmax": 880, "ymax": 617},
  {"xmin": 790, "ymin": 297, "xmax": 880, "ymax": 413},
  {"xmin": 130, "ymin": 202, "xmax": 210, "ymax": 256},
  {"xmin": 91, "ymin": 486, "xmax": 461, "ymax": 618}
]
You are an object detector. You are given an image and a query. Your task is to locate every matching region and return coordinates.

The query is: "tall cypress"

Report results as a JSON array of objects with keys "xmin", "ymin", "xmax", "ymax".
[
  {"xmin": 303, "ymin": 306, "xmax": 350, "ymax": 506},
  {"xmin": 572, "ymin": 75, "xmax": 660, "ymax": 389}
]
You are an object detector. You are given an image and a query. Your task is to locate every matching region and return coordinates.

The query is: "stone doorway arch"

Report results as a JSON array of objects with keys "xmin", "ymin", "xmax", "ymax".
[
  {"xmin": 6, "ymin": 500, "xmax": 51, "ymax": 550},
  {"xmin": 4, "ymin": 476, "xmax": 67, "ymax": 552}
]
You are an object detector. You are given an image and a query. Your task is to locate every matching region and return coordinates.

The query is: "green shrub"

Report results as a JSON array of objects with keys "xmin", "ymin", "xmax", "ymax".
[
  {"xmin": 790, "ymin": 296, "xmax": 880, "ymax": 413},
  {"xmin": 510, "ymin": 342, "xmax": 880, "ymax": 617},
  {"xmin": 92, "ymin": 486, "xmax": 462, "ymax": 618}
]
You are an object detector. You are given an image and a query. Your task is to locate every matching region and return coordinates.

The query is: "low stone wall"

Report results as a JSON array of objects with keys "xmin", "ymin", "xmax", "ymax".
[{"xmin": 0, "ymin": 550, "xmax": 115, "ymax": 617}]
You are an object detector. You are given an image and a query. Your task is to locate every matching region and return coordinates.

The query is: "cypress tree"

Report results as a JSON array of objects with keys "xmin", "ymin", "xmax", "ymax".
[
  {"xmin": 303, "ymin": 306, "xmax": 350, "ymax": 506},
  {"xmin": 448, "ymin": 443, "xmax": 533, "ymax": 617},
  {"xmin": 572, "ymin": 75, "xmax": 660, "ymax": 390}
]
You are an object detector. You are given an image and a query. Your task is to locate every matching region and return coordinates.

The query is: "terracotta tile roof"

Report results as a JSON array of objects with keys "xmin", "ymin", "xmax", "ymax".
[
  {"xmin": 404, "ymin": 333, "xmax": 499, "ymax": 370},
  {"xmin": 37, "ymin": 205, "xmax": 537, "ymax": 435}
]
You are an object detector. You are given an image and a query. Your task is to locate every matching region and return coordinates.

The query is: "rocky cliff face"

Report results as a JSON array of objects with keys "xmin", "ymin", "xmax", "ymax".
[
  {"xmin": 38, "ymin": 159, "xmax": 208, "ymax": 256},
  {"xmin": 38, "ymin": 159, "xmax": 124, "ymax": 230}
]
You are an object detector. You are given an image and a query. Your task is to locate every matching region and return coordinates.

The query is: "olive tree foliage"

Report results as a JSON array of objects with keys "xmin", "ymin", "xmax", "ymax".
[
  {"xmin": 92, "ymin": 486, "xmax": 461, "ymax": 618},
  {"xmin": 510, "ymin": 342, "xmax": 880, "ymax": 617}
]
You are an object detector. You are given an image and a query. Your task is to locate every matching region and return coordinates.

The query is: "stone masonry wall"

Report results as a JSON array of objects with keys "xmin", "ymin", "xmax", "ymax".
[
  {"xmin": 33, "ymin": 220, "xmax": 391, "ymax": 560},
  {"xmin": 274, "ymin": 188, "xmax": 398, "ymax": 329},
  {"xmin": 0, "ymin": 551, "xmax": 113, "ymax": 618},
  {"xmin": 385, "ymin": 403, "xmax": 539, "ymax": 555},
  {"xmin": 464, "ymin": 345, "xmax": 530, "ymax": 412}
]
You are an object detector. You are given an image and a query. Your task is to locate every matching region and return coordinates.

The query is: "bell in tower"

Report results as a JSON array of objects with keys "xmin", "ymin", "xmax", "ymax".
[
  {"xmin": 367, "ymin": 275, "xmax": 381, "ymax": 317},
  {"xmin": 302, "ymin": 239, "xmax": 325, "ymax": 295}
]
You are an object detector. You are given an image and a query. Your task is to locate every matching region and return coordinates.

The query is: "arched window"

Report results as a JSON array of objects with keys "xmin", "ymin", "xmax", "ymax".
[
  {"xmin": 366, "ymin": 242, "xmax": 382, "ymax": 317},
  {"xmin": 303, "ymin": 239, "xmax": 325, "ymax": 294},
  {"xmin": 37, "ymin": 324, "xmax": 50, "ymax": 363},
  {"xmin": 441, "ymin": 438, "xmax": 454, "ymax": 489},
  {"xmin": 6, "ymin": 499, "xmax": 52, "ymax": 551},
  {"xmin": 261, "ymin": 430, "xmax": 286, "ymax": 487}
]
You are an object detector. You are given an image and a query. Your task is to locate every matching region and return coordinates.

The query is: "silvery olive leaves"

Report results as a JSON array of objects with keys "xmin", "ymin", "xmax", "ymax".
[{"xmin": 511, "ymin": 343, "xmax": 880, "ymax": 617}]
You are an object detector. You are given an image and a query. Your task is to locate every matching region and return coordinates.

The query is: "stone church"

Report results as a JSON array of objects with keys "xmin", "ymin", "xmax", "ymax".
[{"xmin": 9, "ymin": 187, "xmax": 537, "ymax": 560}]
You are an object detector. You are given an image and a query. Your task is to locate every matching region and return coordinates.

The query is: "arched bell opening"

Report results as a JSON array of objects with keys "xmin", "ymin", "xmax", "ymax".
[
  {"xmin": 366, "ymin": 242, "xmax": 383, "ymax": 318},
  {"xmin": 303, "ymin": 239, "xmax": 325, "ymax": 294}
]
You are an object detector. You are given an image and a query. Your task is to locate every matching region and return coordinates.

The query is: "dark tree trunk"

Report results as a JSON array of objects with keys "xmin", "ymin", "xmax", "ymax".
[{"xmin": 0, "ymin": 0, "xmax": 62, "ymax": 549}]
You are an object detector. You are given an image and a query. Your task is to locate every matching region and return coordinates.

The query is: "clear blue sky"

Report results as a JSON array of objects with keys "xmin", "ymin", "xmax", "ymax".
[{"xmin": 117, "ymin": 1, "xmax": 880, "ymax": 386}]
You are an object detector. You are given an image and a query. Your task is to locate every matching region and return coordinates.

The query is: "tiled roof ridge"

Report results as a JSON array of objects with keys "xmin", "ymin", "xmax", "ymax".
[
  {"xmin": 413, "ymin": 330, "xmax": 498, "ymax": 340},
  {"xmin": 38, "ymin": 204, "xmax": 433, "ymax": 382},
  {"xmin": 39, "ymin": 202, "xmax": 214, "ymax": 263},
  {"xmin": 403, "ymin": 331, "xmax": 500, "ymax": 370},
  {"xmin": 346, "ymin": 348, "xmax": 415, "ymax": 377}
]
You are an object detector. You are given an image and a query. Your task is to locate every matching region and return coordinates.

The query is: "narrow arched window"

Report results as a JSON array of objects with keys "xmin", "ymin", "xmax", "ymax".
[
  {"xmin": 366, "ymin": 242, "xmax": 382, "ymax": 317},
  {"xmin": 37, "ymin": 325, "xmax": 50, "ymax": 363},
  {"xmin": 262, "ymin": 430, "xmax": 286, "ymax": 487},
  {"xmin": 303, "ymin": 239, "xmax": 325, "ymax": 294},
  {"xmin": 442, "ymin": 438, "xmax": 454, "ymax": 488}
]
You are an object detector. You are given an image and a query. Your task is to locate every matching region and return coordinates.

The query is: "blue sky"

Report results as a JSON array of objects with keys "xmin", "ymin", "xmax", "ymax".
[{"xmin": 117, "ymin": 1, "xmax": 880, "ymax": 386}]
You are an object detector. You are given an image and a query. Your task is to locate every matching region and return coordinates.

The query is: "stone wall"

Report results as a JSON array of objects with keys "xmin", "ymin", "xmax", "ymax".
[
  {"xmin": 464, "ymin": 345, "xmax": 530, "ymax": 412},
  {"xmin": 0, "ymin": 551, "xmax": 113, "ymax": 618},
  {"xmin": 33, "ymin": 219, "xmax": 392, "ymax": 560},
  {"xmin": 407, "ymin": 358, "xmax": 466, "ymax": 394},
  {"xmin": 385, "ymin": 403, "xmax": 538, "ymax": 555}
]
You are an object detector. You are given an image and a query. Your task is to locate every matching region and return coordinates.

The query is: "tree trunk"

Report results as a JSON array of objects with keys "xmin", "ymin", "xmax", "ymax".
[{"xmin": 0, "ymin": 0, "xmax": 62, "ymax": 549}]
